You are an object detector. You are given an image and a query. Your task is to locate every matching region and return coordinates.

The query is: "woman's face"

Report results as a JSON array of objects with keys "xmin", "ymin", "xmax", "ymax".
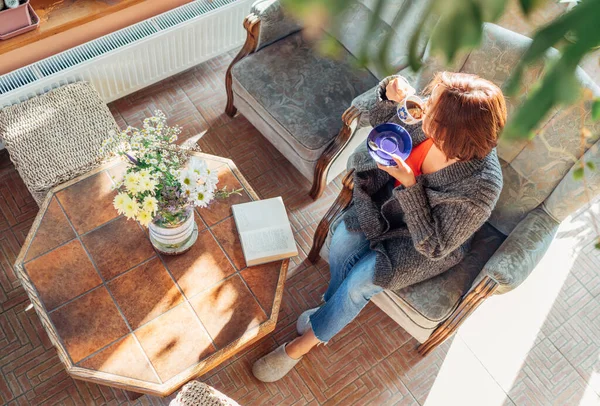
[{"xmin": 421, "ymin": 85, "xmax": 443, "ymax": 139}]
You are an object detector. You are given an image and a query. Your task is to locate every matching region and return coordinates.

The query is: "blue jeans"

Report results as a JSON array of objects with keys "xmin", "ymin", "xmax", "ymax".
[{"xmin": 309, "ymin": 220, "xmax": 383, "ymax": 342}]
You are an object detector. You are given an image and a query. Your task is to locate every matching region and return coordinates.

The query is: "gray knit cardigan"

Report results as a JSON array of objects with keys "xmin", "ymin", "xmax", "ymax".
[{"xmin": 343, "ymin": 77, "xmax": 504, "ymax": 291}]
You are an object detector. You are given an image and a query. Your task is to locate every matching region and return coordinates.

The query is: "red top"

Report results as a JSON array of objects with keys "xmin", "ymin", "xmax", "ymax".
[{"xmin": 394, "ymin": 138, "xmax": 435, "ymax": 187}]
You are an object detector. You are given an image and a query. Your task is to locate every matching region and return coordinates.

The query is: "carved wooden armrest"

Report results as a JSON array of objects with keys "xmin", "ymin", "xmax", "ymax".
[
  {"xmin": 417, "ymin": 276, "xmax": 498, "ymax": 356},
  {"xmin": 309, "ymin": 106, "xmax": 361, "ymax": 200},
  {"xmin": 225, "ymin": 14, "xmax": 261, "ymax": 117},
  {"xmin": 307, "ymin": 169, "xmax": 355, "ymax": 263}
]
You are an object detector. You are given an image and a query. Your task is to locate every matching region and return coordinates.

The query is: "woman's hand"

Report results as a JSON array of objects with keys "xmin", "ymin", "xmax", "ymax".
[
  {"xmin": 385, "ymin": 77, "xmax": 415, "ymax": 103},
  {"xmin": 377, "ymin": 155, "xmax": 416, "ymax": 187}
]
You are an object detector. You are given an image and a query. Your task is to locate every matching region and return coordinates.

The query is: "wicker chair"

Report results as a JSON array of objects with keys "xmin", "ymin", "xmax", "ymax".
[
  {"xmin": 170, "ymin": 381, "xmax": 240, "ymax": 406},
  {"xmin": 0, "ymin": 82, "xmax": 119, "ymax": 205}
]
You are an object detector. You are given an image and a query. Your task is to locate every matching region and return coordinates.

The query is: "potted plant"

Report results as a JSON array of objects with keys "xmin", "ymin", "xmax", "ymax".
[
  {"xmin": 101, "ymin": 111, "xmax": 240, "ymax": 255},
  {"xmin": 0, "ymin": 0, "xmax": 32, "ymax": 37}
]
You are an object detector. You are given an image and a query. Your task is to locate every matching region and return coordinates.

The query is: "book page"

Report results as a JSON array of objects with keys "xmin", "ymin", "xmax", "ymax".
[
  {"xmin": 232, "ymin": 197, "xmax": 286, "ymax": 232},
  {"xmin": 242, "ymin": 226, "xmax": 297, "ymax": 259}
]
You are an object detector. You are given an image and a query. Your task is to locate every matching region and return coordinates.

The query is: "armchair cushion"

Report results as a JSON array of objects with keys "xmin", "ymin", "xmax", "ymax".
[
  {"xmin": 323, "ymin": 214, "xmax": 505, "ymax": 325},
  {"xmin": 482, "ymin": 206, "xmax": 559, "ymax": 294},
  {"xmin": 252, "ymin": 0, "xmax": 302, "ymax": 51},
  {"xmin": 391, "ymin": 222, "xmax": 506, "ymax": 323},
  {"xmin": 232, "ymin": 32, "xmax": 377, "ymax": 178}
]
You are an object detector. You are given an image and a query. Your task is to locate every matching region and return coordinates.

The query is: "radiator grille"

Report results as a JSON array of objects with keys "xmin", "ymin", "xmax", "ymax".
[{"xmin": 0, "ymin": 0, "xmax": 251, "ymax": 106}]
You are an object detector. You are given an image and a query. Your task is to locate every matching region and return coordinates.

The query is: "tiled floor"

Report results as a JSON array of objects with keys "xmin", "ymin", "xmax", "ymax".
[{"xmin": 1, "ymin": 22, "xmax": 600, "ymax": 406}]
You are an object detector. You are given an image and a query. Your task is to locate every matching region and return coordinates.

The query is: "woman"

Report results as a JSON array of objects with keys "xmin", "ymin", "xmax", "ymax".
[{"xmin": 252, "ymin": 72, "xmax": 506, "ymax": 382}]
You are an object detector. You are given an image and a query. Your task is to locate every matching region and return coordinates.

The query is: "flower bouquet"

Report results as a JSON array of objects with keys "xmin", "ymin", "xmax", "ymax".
[{"xmin": 102, "ymin": 111, "xmax": 239, "ymax": 254}]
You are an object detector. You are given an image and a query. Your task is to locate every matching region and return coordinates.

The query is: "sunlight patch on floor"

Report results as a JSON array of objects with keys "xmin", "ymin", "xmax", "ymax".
[
  {"xmin": 424, "ymin": 336, "xmax": 507, "ymax": 406},
  {"xmin": 425, "ymin": 209, "xmax": 594, "ymax": 404},
  {"xmin": 578, "ymin": 377, "xmax": 600, "ymax": 405},
  {"xmin": 457, "ymin": 230, "xmax": 580, "ymax": 392}
]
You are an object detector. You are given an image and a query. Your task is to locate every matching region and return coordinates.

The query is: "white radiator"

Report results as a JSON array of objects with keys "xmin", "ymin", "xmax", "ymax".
[{"xmin": 0, "ymin": 0, "xmax": 253, "ymax": 107}]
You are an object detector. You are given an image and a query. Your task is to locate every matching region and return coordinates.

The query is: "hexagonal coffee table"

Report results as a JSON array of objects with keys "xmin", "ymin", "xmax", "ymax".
[{"xmin": 14, "ymin": 153, "xmax": 289, "ymax": 397}]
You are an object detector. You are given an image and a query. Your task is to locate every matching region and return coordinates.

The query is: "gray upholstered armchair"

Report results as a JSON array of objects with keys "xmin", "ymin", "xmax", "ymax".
[
  {"xmin": 225, "ymin": 0, "xmax": 431, "ymax": 199},
  {"xmin": 308, "ymin": 23, "xmax": 600, "ymax": 355}
]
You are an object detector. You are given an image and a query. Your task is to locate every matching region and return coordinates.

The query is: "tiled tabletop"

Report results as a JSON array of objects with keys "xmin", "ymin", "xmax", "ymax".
[{"xmin": 14, "ymin": 153, "xmax": 288, "ymax": 397}]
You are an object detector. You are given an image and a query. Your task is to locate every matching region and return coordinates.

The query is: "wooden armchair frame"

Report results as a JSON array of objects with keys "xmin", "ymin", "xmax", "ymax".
[
  {"xmin": 307, "ymin": 171, "xmax": 499, "ymax": 356},
  {"xmin": 224, "ymin": 13, "xmax": 365, "ymax": 200},
  {"xmin": 225, "ymin": 13, "xmax": 261, "ymax": 118}
]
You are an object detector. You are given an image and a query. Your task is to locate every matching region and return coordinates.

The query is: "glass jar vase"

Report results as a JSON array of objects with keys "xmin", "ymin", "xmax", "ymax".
[{"xmin": 148, "ymin": 208, "xmax": 198, "ymax": 255}]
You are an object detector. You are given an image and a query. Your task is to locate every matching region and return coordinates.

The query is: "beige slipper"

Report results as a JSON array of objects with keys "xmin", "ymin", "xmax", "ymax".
[{"xmin": 252, "ymin": 344, "xmax": 301, "ymax": 382}]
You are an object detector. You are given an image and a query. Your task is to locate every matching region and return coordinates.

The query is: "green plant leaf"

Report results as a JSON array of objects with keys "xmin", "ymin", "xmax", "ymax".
[
  {"xmin": 475, "ymin": 0, "xmax": 509, "ymax": 20},
  {"xmin": 429, "ymin": 0, "xmax": 484, "ymax": 63},
  {"xmin": 376, "ymin": 4, "xmax": 413, "ymax": 75},
  {"xmin": 356, "ymin": 0, "xmax": 386, "ymax": 68},
  {"xmin": 517, "ymin": 0, "xmax": 545, "ymax": 15},
  {"xmin": 505, "ymin": 1, "xmax": 596, "ymax": 96},
  {"xmin": 503, "ymin": 0, "xmax": 600, "ymax": 140},
  {"xmin": 573, "ymin": 167, "xmax": 584, "ymax": 180},
  {"xmin": 587, "ymin": 161, "xmax": 597, "ymax": 171},
  {"xmin": 408, "ymin": 11, "xmax": 430, "ymax": 71},
  {"xmin": 595, "ymin": 240, "xmax": 600, "ymax": 250},
  {"xmin": 592, "ymin": 99, "xmax": 600, "ymax": 121}
]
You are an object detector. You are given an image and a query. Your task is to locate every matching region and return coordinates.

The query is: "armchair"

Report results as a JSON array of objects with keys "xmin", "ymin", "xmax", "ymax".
[
  {"xmin": 308, "ymin": 24, "xmax": 600, "ymax": 355},
  {"xmin": 225, "ymin": 0, "xmax": 432, "ymax": 199}
]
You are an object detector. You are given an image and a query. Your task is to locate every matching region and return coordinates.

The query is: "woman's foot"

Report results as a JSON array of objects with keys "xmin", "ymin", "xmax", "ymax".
[
  {"xmin": 296, "ymin": 307, "xmax": 319, "ymax": 335},
  {"xmin": 252, "ymin": 344, "xmax": 301, "ymax": 382}
]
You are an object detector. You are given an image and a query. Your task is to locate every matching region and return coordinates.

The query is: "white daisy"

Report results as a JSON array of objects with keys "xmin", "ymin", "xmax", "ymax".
[
  {"xmin": 188, "ymin": 157, "xmax": 208, "ymax": 177},
  {"xmin": 193, "ymin": 186, "xmax": 214, "ymax": 208},
  {"xmin": 179, "ymin": 170, "xmax": 198, "ymax": 190}
]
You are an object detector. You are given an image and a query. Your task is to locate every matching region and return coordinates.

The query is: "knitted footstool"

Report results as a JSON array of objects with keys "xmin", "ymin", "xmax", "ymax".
[
  {"xmin": 0, "ymin": 82, "xmax": 118, "ymax": 205},
  {"xmin": 170, "ymin": 381, "xmax": 240, "ymax": 406}
]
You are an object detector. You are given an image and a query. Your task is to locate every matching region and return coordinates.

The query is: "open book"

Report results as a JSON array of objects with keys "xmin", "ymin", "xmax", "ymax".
[{"xmin": 232, "ymin": 197, "xmax": 298, "ymax": 267}]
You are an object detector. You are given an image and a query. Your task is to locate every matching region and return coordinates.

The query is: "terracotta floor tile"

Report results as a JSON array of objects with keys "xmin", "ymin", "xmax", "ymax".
[
  {"xmin": 134, "ymin": 303, "xmax": 215, "ymax": 382},
  {"xmin": 161, "ymin": 229, "xmax": 235, "ymax": 298},
  {"xmin": 196, "ymin": 166, "xmax": 252, "ymax": 226},
  {"xmin": 78, "ymin": 334, "xmax": 159, "ymax": 383},
  {"xmin": 25, "ymin": 240, "xmax": 102, "ymax": 311},
  {"xmin": 240, "ymin": 262, "xmax": 283, "ymax": 317},
  {"xmin": 50, "ymin": 287, "xmax": 129, "ymax": 363},
  {"xmin": 108, "ymin": 258, "xmax": 183, "ymax": 329},
  {"xmin": 56, "ymin": 171, "xmax": 118, "ymax": 234},
  {"xmin": 210, "ymin": 217, "xmax": 245, "ymax": 271},
  {"xmin": 82, "ymin": 216, "xmax": 155, "ymax": 280},
  {"xmin": 189, "ymin": 274, "xmax": 267, "ymax": 349},
  {"xmin": 24, "ymin": 197, "xmax": 75, "ymax": 262}
]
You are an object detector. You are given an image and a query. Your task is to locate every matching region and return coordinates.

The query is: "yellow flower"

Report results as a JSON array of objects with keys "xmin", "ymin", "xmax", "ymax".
[
  {"xmin": 137, "ymin": 210, "xmax": 153, "ymax": 227},
  {"xmin": 123, "ymin": 199, "xmax": 140, "ymax": 219},
  {"xmin": 139, "ymin": 178, "xmax": 157, "ymax": 193},
  {"xmin": 113, "ymin": 193, "xmax": 130, "ymax": 214},
  {"xmin": 139, "ymin": 169, "xmax": 152, "ymax": 180},
  {"xmin": 124, "ymin": 172, "xmax": 141, "ymax": 194},
  {"xmin": 142, "ymin": 196, "xmax": 158, "ymax": 214}
]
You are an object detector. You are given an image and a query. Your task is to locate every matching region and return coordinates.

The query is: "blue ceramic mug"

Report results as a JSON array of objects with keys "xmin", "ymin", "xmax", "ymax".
[{"xmin": 397, "ymin": 95, "xmax": 425, "ymax": 125}]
